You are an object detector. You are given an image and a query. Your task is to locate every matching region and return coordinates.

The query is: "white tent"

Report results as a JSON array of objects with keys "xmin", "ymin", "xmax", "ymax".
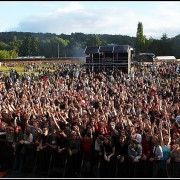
[{"xmin": 155, "ymin": 56, "xmax": 176, "ymax": 61}]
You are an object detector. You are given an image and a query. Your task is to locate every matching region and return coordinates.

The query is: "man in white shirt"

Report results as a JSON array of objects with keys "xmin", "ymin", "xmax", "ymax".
[{"xmin": 149, "ymin": 135, "xmax": 163, "ymax": 177}]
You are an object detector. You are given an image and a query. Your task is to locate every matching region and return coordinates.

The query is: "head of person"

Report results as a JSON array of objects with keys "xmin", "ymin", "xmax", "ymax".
[
  {"xmin": 172, "ymin": 122, "xmax": 179, "ymax": 132},
  {"xmin": 33, "ymin": 120, "xmax": 39, "ymax": 128},
  {"xmin": 172, "ymin": 132, "xmax": 180, "ymax": 141},
  {"xmin": 145, "ymin": 133, "xmax": 152, "ymax": 142},
  {"xmin": 7, "ymin": 126, "xmax": 14, "ymax": 133},
  {"xmin": 43, "ymin": 127, "xmax": 49, "ymax": 136},
  {"xmin": 121, "ymin": 129, "xmax": 126, "ymax": 136},
  {"xmin": 104, "ymin": 135, "xmax": 112, "ymax": 145},
  {"xmin": 25, "ymin": 126, "xmax": 32, "ymax": 136},
  {"xmin": 126, "ymin": 124, "xmax": 132, "ymax": 132},
  {"xmin": 109, "ymin": 121, "xmax": 116, "ymax": 130},
  {"xmin": 99, "ymin": 126, "xmax": 106, "ymax": 135},
  {"xmin": 120, "ymin": 135, "xmax": 127, "ymax": 144},
  {"xmin": 164, "ymin": 135, "xmax": 171, "ymax": 146},
  {"xmin": 51, "ymin": 129, "xmax": 57, "ymax": 136},
  {"xmin": 152, "ymin": 135, "xmax": 160, "ymax": 146},
  {"xmin": 14, "ymin": 126, "xmax": 21, "ymax": 134},
  {"xmin": 70, "ymin": 131, "xmax": 77, "ymax": 140},
  {"xmin": 131, "ymin": 139, "xmax": 139, "ymax": 149}
]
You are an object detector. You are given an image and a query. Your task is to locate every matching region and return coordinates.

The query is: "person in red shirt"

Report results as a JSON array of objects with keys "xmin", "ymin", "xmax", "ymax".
[
  {"xmin": 95, "ymin": 120, "xmax": 110, "ymax": 136},
  {"xmin": 142, "ymin": 133, "xmax": 154, "ymax": 160},
  {"xmin": 139, "ymin": 133, "xmax": 154, "ymax": 177},
  {"xmin": 81, "ymin": 130, "xmax": 94, "ymax": 176}
]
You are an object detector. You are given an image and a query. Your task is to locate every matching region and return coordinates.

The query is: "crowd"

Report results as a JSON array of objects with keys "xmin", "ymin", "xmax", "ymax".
[{"xmin": 0, "ymin": 61, "xmax": 179, "ymax": 178}]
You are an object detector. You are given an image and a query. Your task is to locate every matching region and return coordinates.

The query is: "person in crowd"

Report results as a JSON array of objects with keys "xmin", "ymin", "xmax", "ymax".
[
  {"xmin": 101, "ymin": 135, "xmax": 116, "ymax": 177},
  {"xmin": 66, "ymin": 131, "xmax": 81, "ymax": 177},
  {"xmin": 141, "ymin": 133, "xmax": 154, "ymax": 177},
  {"xmin": 0, "ymin": 61, "xmax": 179, "ymax": 177},
  {"xmin": 170, "ymin": 138, "xmax": 180, "ymax": 177},
  {"xmin": 115, "ymin": 135, "xmax": 128, "ymax": 177},
  {"xmin": 36, "ymin": 127, "xmax": 50, "ymax": 174},
  {"xmin": 12, "ymin": 126, "xmax": 24, "ymax": 172},
  {"xmin": 149, "ymin": 134, "xmax": 163, "ymax": 177},
  {"xmin": 80, "ymin": 129, "xmax": 93, "ymax": 176},
  {"xmin": 128, "ymin": 139, "xmax": 142, "ymax": 177}
]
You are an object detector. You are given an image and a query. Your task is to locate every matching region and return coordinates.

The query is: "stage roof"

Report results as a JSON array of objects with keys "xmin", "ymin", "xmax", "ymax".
[
  {"xmin": 113, "ymin": 45, "xmax": 130, "ymax": 53},
  {"xmin": 99, "ymin": 46, "xmax": 114, "ymax": 53},
  {"xmin": 85, "ymin": 45, "xmax": 132, "ymax": 54},
  {"xmin": 84, "ymin": 46, "xmax": 99, "ymax": 54}
]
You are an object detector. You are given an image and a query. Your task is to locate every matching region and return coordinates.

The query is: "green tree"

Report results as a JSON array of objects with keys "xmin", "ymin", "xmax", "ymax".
[
  {"xmin": 136, "ymin": 22, "xmax": 146, "ymax": 53},
  {"xmin": 171, "ymin": 34, "xmax": 180, "ymax": 58},
  {"xmin": 54, "ymin": 37, "xmax": 69, "ymax": 57},
  {"xmin": 161, "ymin": 33, "xmax": 168, "ymax": 41},
  {"xmin": 31, "ymin": 37, "xmax": 40, "ymax": 56},
  {"xmin": 159, "ymin": 33, "xmax": 173, "ymax": 55},
  {"xmin": 0, "ymin": 49, "xmax": 18, "ymax": 59},
  {"xmin": 9, "ymin": 36, "xmax": 19, "ymax": 53},
  {"xmin": 0, "ymin": 41, "xmax": 11, "ymax": 51},
  {"xmin": 19, "ymin": 35, "xmax": 32, "ymax": 56},
  {"xmin": 9, "ymin": 49, "xmax": 18, "ymax": 58},
  {"xmin": 85, "ymin": 35, "xmax": 104, "ymax": 46},
  {"xmin": 0, "ymin": 50, "xmax": 10, "ymax": 59}
]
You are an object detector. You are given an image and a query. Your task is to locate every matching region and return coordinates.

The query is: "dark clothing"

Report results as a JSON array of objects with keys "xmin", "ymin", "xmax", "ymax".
[
  {"xmin": 13, "ymin": 131, "xmax": 24, "ymax": 143},
  {"xmin": 47, "ymin": 134, "xmax": 58, "ymax": 146},
  {"xmin": 142, "ymin": 138, "xmax": 153, "ymax": 159},
  {"xmin": 66, "ymin": 138, "xmax": 81, "ymax": 177},
  {"xmin": 116, "ymin": 142, "xmax": 128, "ymax": 158},
  {"xmin": 101, "ymin": 143, "xmax": 116, "ymax": 178},
  {"xmin": 40, "ymin": 134, "xmax": 48, "ymax": 146},
  {"xmin": 103, "ymin": 142, "xmax": 115, "ymax": 156},
  {"xmin": 57, "ymin": 135, "xmax": 68, "ymax": 149},
  {"xmin": 67, "ymin": 138, "xmax": 81, "ymax": 155}
]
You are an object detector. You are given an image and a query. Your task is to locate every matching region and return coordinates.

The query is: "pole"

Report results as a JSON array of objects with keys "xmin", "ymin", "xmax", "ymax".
[{"xmin": 58, "ymin": 43, "xmax": 59, "ymax": 59}]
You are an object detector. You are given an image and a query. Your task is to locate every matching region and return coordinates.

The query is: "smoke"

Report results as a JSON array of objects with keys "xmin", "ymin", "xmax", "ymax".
[{"xmin": 72, "ymin": 42, "xmax": 85, "ymax": 59}]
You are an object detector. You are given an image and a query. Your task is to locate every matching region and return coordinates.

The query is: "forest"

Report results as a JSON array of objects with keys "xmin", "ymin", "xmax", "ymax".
[{"xmin": 0, "ymin": 24, "xmax": 180, "ymax": 59}]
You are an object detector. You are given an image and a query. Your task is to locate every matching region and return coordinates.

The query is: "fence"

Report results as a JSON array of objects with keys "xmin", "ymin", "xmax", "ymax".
[{"xmin": 0, "ymin": 139, "xmax": 179, "ymax": 178}]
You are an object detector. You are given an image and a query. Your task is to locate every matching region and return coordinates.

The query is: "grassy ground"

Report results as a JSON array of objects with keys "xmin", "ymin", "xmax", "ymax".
[
  {"xmin": 0, "ymin": 66, "xmax": 34, "ymax": 77},
  {"xmin": 0, "ymin": 64, "xmax": 54, "ymax": 76},
  {"xmin": 0, "ymin": 66, "xmax": 24, "ymax": 73},
  {"xmin": 0, "ymin": 60, "xmax": 85, "ymax": 76}
]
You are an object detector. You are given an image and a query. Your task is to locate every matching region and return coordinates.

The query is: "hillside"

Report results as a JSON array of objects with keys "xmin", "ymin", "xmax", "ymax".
[{"xmin": 0, "ymin": 31, "xmax": 180, "ymax": 58}]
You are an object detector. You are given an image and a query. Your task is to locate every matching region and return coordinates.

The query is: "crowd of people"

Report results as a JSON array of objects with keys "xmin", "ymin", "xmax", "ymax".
[{"xmin": 0, "ymin": 61, "xmax": 179, "ymax": 178}]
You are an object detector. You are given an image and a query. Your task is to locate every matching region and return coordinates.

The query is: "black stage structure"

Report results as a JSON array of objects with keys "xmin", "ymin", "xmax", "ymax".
[
  {"xmin": 84, "ymin": 45, "xmax": 135, "ymax": 73},
  {"xmin": 134, "ymin": 53, "xmax": 155, "ymax": 63}
]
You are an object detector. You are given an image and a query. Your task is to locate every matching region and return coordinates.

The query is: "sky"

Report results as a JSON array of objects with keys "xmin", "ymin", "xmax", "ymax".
[{"xmin": 0, "ymin": 1, "xmax": 180, "ymax": 39}]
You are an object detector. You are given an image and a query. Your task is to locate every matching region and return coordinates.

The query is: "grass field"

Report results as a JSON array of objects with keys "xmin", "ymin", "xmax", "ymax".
[
  {"xmin": 0, "ymin": 60, "xmax": 85, "ymax": 76},
  {"xmin": 0, "ymin": 66, "xmax": 24, "ymax": 73}
]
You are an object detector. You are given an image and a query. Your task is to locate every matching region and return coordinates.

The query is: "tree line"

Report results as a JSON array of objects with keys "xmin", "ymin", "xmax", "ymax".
[
  {"xmin": 0, "ymin": 23, "xmax": 180, "ymax": 59},
  {"xmin": 135, "ymin": 22, "xmax": 180, "ymax": 58}
]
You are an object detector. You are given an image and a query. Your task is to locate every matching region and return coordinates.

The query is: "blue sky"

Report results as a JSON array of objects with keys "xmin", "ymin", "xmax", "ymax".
[{"xmin": 0, "ymin": 1, "xmax": 180, "ymax": 39}]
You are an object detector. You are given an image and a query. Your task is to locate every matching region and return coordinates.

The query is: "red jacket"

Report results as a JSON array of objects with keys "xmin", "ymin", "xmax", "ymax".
[{"xmin": 142, "ymin": 137, "xmax": 153, "ymax": 159}]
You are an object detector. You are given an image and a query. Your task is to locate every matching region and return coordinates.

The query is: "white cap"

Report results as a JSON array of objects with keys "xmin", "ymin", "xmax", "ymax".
[{"xmin": 176, "ymin": 115, "xmax": 180, "ymax": 124}]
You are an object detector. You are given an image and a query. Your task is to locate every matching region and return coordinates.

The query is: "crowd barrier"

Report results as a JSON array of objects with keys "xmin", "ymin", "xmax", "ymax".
[{"xmin": 0, "ymin": 139, "xmax": 179, "ymax": 178}]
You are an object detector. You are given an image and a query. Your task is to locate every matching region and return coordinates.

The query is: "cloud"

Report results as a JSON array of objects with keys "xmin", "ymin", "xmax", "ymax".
[
  {"xmin": 8, "ymin": 1, "xmax": 180, "ymax": 39},
  {"xmin": 56, "ymin": 1, "xmax": 84, "ymax": 13}
]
